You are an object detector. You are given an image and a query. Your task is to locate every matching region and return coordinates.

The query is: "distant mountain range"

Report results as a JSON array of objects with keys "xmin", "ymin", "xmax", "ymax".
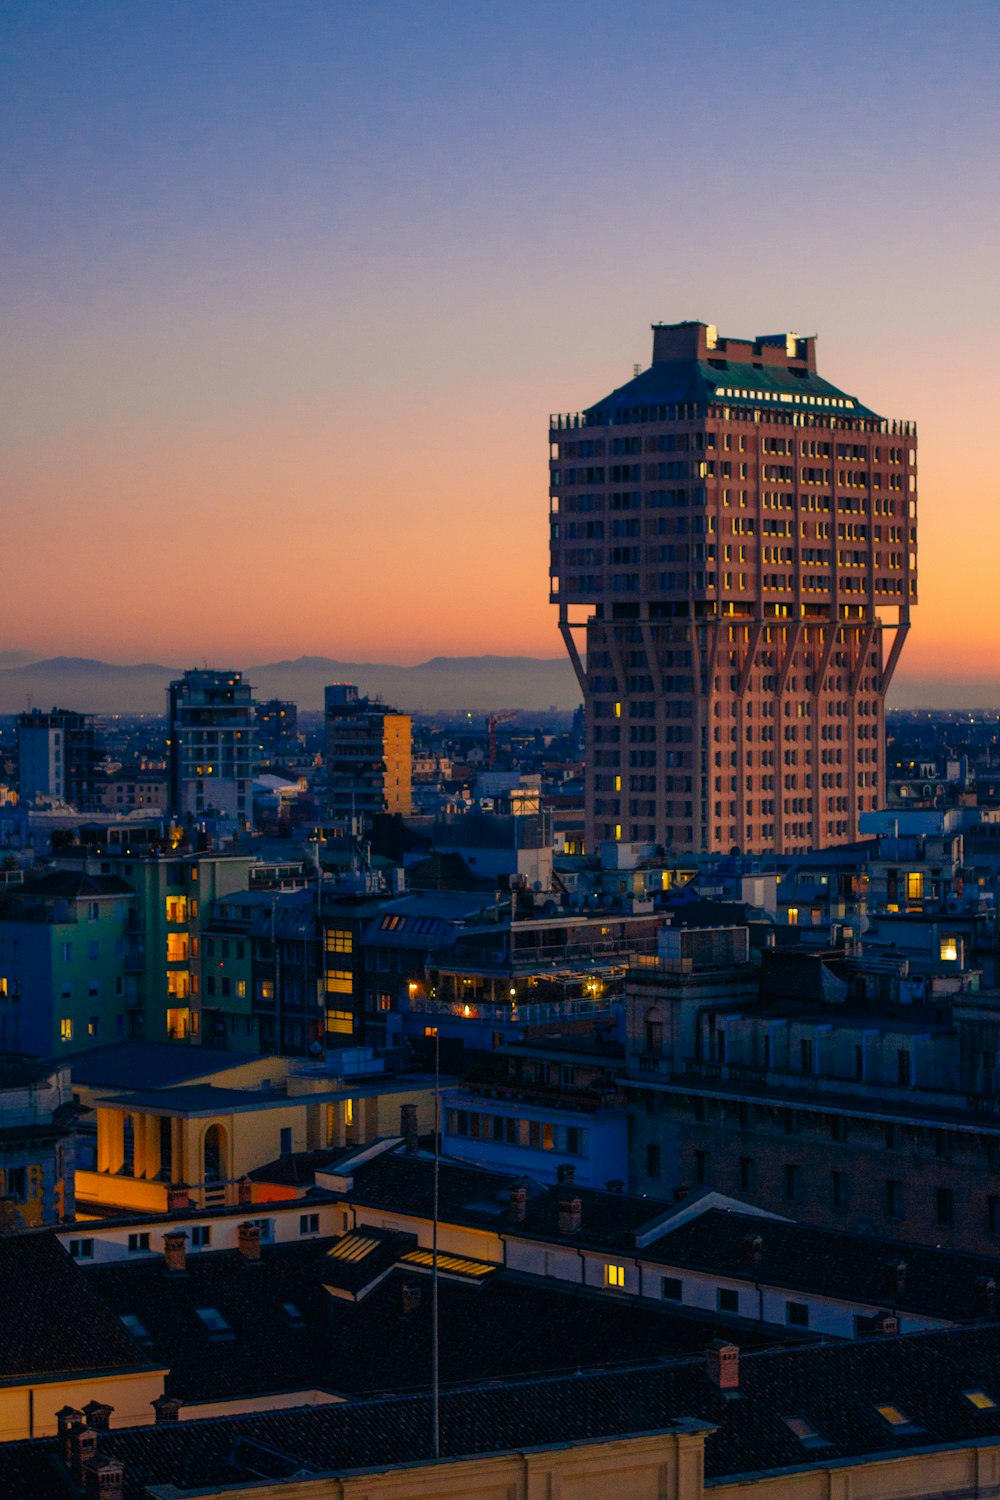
[
  {"xmin": 0, "ymin": 654, "xmax": 582, "ymax": 715},
  {"xmin": 0, "ymin": 653, "xmax": 993, "ymax": 715}
]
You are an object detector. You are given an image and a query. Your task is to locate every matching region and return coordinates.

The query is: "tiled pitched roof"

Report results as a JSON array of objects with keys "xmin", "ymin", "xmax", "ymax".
[
  {"xmin": 0, "ymin": 1234, "xmax": 155, "ymax": 1381},
  {"xmin": 648, "ymin": 1207, "xmax": 1000, "ymax": 1320},
  {"xmin": 11, "ymin": 1324, "xmax": 1000, "ymax": 1498},
  {"xmin": 86, "ymin": 1238, "xmax": 786, "ymax": 1404}
]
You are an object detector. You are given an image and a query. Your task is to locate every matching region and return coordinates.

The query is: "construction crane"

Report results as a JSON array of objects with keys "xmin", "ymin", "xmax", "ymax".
[{"xmin": 487, "ymin": 711, "xmax": 517, "ymax": 770}]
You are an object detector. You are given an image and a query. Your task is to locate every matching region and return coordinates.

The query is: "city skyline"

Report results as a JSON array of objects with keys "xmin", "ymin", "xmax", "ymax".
[{"xmin": 3, "ymin": 1, "xmax": 998, "ymax": 699}]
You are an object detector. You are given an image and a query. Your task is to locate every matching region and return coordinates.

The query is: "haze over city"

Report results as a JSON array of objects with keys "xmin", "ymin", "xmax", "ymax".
[{"xmin": 2, "ymin": 0, "xmax": 998, "ymax": 702}]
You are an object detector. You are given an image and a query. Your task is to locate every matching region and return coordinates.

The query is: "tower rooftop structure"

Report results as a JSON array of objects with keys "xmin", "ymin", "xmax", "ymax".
[{"xmin": 550, "ymin": 320, "xmax": 917, "ymax": 857}]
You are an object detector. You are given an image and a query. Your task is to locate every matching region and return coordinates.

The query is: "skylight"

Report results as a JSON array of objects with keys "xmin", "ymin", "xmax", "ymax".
[
  {"xmin": 965, "ymin": 1390, "xmax": 997, "ymax": 1410},
  {"xmin": 195, "ymin": 1306, "xmax": 234, "ymax": 1340},
  {"xmin": 119, "ymin": 1313, "xmax": 152, "ymax": 1345},
  {"xmin": 782, "ymin": 1415, "xmax": 829, "ymax": 1449},
  {"xmin": 875, "ymin": 1403, "xmax": 920, "ymax": 1433}
]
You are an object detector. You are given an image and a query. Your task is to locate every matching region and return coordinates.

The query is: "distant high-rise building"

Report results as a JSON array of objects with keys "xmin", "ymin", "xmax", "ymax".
[
  {"xmin": 255, "ymin": 698, "xmax": 299, "ymax": 761},
  {"xmin": 550, "ymin": 321, "xmax": 917, "ymax": 855},
  {"xmin": 324, "ymin": 684, "xmax": 412, "ymax": 826},
  {"xmin": 17, "ymin": 707, "xmax": 101, "ymax": 809},
  {"xmin": 167, "ymin": 669, "xmax": 256, "ymax": 825}
]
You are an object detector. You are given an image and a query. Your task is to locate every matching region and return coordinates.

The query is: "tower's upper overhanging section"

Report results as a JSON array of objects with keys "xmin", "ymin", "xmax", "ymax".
[{"xmin": 570, "ymin": 320, "xmax": 882, "ymax": 425}]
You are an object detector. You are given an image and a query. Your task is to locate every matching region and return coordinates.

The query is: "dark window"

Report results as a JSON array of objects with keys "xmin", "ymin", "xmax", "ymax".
[
  {"xmin": 935, "ymin": 1186, "xmax": 954, "ymax": 1227},
  {"xmin": 786, "ymin": 1300, "xmax": 810, "ymax": 1327},
  {"xmin": 784, "ymin": 1164, "xmax": 801, "ymax": 1201},
  {"xmin": 646, "ymin": 1142, "xmax": 661, "ymax": 1179},
  {"xmin": 886, "ymin": 1179, "xmax": 904, "ymax": 1219},
  {"xmin": 989, "ymin": 1196, "xmax": 1000, "ymax": 1235},
  {"xmin": 695, "ymin": 1149, "xmax": 709, "ymax": 1186},
  {"xmin": 897, "ymin": 1049, "xmax": 911, "ymax": 1085},
  {"xmin": 280, "ymin": 1127, "xmax": 293, "ymax": 1156},
  {"xmin": 661, "ymin": 1276, "xmax": 683, "ymax": 1302},
  {"xmin": 739, "ymin": 1156, "xmax": 755, "ymax": 1193},
  {"xmin": 831, "ymin": 1171, "xmax": 846, "ymax": 1208},
  {"xmin": 717, "ymin": 1287, "xmax": 739, "ymax": 1314}
]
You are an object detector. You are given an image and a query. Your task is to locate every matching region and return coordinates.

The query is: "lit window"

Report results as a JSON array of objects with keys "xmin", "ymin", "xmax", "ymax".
[
  {"xmin": 787, "ymin": 907, "xmax": 799, "ymax": 926},
  {"xmin": 325, "ymin": 970, "xmax": 352, "ymax": 994},
  {"xmin": 325, "ymin": 929, "xmax": 353, "ymax": 953},
  {"xmin": 326, "ymin": 1009, "xmax": 353, "ymax": 1035},
  {"xmin": 614, "ymin": 702, "xmax": 622, "ymax": 718},
  {"xmin": 940, "ymin": 935, "xmax": 959, "ymax": 962},
  {"xmin": 605, "ymin": 1263, "xmax": 626, "ymax": 1288},
  {"xmin": 60, "ymin": 1017, "xmax": 73, "ymax": 1042},
  {"xmin": 905, "ymin": 872, "xmax": 923, "ymax": 901},
  {"xmin": 965, "ymin": 1390, "xmax": 997, "ymax": 1410},
  {"xmin": 875, "ymin": 1404, "xmax": 917, "ymax": 1430}
]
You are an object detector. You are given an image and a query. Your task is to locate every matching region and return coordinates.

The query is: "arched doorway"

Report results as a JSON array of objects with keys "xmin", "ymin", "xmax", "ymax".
[{"xmin": 203, "ymin": 1122, "xmax": 227, "ymax": 1183}]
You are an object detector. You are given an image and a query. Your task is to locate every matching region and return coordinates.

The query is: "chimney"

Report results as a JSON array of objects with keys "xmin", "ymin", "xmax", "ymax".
[
  {"xmin": 69, "ymin": 1422, "xmax": 99, "ymax": 1484},
  {"xmin": 82, "ymin": 1400, "xmax": 114, "ymax": 1432},
  {"xmin": 84, "ymin": 1455, "xmax": 124, "ymax": 1500},
  {"xmin": 401, "ymin": 1280, "xmax": 422, "ymax": 1316},
  {"xmin": 151, "ymin": 1395, "xmax": 183, "ymax": 1425},
  {"xmin": 56, "ymin": 1407, "xmax": 84, "ymax": 1467},
  {"xmin": 977, "ymin": 1276, "xmax": 998, "ymax": 1316},
  {"xmin": 237, "ymin": 1221, "xmax": 262, "ymax": 1263},
  {"xmin": 557, "ymin": 1196, "xmax": 582, "ymax": 1235},
  {"xmin": 508, "ymin": 1185, "xmax": 527, "ymax": 1223},
  {"xmin": 237, "ymin": 1175, "xmax": 254, "ymax": 1206},
  {"xmin": 742, "ymin": 1233, "xmax": 763, "ymax": 1269},
  {"xmin": 400, "ymin": 1103, "xmax": 419, "ymax": 1155},
  {"xmin": 872, "ymin": 1310, "xmax": 899, "ymax": 1337},
  {"xmin": 556, "ymin": 1163, "xmax": 575, "ymax": 1186},
  {"xmin": 885, "ymin": 1259, "xmax": 907, "ymax": 1300},
  {"xmin": 0, "ymin": 1197, "xmax": 22, "ymax": 1233},
  {"xmin": 166, "ymin": 1182, "xmax": 191, "ymax": 1212},
  {"xmin": 162, "ymin": 1229, "xmax": 187, "ymax": 1275},
  {"xmin": 706, "ymin": 1340, "xmax": 740, "ymax": 1391}
]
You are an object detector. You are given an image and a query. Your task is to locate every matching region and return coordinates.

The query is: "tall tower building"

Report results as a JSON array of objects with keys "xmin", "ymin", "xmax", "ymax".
[
  {"xmin": 550, "ymin": 322, "xmax": 917, "ymax": 856},
  {"xmin": 167, "ymin": 669, "xmax": 256, "ymax": 826},
  {"xmin": 324, "ymin": 684, "xmax": 412, "ymax": 827}
]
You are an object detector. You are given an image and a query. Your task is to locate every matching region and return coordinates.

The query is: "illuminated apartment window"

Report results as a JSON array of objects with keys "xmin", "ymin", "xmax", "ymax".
[
  {"xmin": 940, "ymin": 935, "xmax": 959, "ymax": 962},
  {"xmin": 787, "ymin": 907, "xmax": 799, "ymax": 925},
  {"xmin": 260, "ymin": 981, "xmax": 275, "ymax": 1000},
  {"xmin": 236, "ymin": 980, "xmax": 247, "ymax": 998},
  {"xmin": 905, "ymin": 872, "xmax": 923, "ymax": 901},
  {"xmin": 165, "ymin": 897, "xmax": 189, "ymax": 923},
  {"xmin": 325, "ymin": 929, "xmax": 353, "ymax": 953},
  {"xmin": 326, "ymin": 1009, "xmax": 353, "ymax": 1035},
  {"xmin": 166, "ymin": 971, "xmax": 190, "ymax": 999},
  {"xmin": 166, "ymin": 933, "xmax": 189, "ymax": 963},
  {"xmin": 605, "ymin": 1263, "xmax": 626, "ymax": 1288},
  {"xmin": 60, "ymin": 1018, "xmax": 73, "ymax": 1042},
  {"xmin": 344, "ymin": 1098, "xmax": 354, "ymax": 1127},
  {"xmin": 166, "ymin": 1007, "xmax": 189, "ymax": 1040},
  {"xmin": 325, "ymin": 971, "xmax": 352, "ymax": 995},
  {"xmin": 614, "ymin": 702, "xmax": 622, "ymax": 718}
]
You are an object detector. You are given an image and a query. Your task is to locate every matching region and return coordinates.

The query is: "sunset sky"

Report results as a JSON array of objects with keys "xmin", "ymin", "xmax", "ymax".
[{"xmin": 2, "ymin": 1, "xmax": 998, "ymax": 699}]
